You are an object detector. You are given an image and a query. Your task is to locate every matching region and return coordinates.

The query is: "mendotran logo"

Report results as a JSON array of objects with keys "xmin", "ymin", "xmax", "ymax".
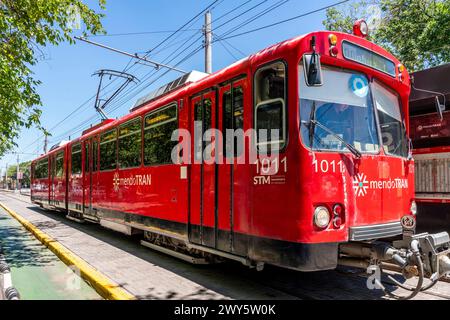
[{"xmin": 353, "ymin": 173, "xmax": 408, "ymax": 197}]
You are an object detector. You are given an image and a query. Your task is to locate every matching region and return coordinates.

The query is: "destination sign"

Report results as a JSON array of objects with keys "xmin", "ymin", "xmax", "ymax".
[{"xmin": 342, "ymin": 41, "xmax": 396, "ymax": 77}]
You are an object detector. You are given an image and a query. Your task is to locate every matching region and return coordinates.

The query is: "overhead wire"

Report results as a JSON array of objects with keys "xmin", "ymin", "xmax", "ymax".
[
  {"xmin": 17, "ymin": 1, "xmax": 223, "ymax": 153},
  {"xmin": 15, "ymin": 0, "xmax": 351, "ymax": 157},
  {"xmin": 214, "ymin": 0, "xmax": 350, "ymax": 41},
  {"xmin": 103, "ymin": 0, "xmax": 281, "ymax": 115}
]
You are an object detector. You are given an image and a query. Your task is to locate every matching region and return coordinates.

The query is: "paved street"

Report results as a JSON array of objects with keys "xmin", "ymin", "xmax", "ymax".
[{"xmin": 1, "ymin": 190, "xmax": 450, "ymax": 300}]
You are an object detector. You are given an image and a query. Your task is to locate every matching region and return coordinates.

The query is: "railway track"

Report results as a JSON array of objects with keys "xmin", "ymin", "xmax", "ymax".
[{"xmin": 1, "ymin": 190, "xmax": 449, "ymax": 300}]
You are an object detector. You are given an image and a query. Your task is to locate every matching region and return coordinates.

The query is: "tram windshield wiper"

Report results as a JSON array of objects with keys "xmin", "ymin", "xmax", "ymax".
[
  {"xmin": 308, "ymin": 101, "xmax": 317, "ymax": 148},
  {"xmin": 301, "ymin": 119, "xmax": 362, "ymax": 158}
]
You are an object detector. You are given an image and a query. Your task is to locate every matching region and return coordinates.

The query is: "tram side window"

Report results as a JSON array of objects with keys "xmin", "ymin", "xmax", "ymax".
[
  {"xmin": 118, "ymin": 118, "xmax": 142, "ymax": 168},
  {"xmin": 42, "ymin": 159, "xmax": 49, "ymax": 178},
  {"xmin": 100, "ymin": 129, "xmax": 117, "ymax": 171},
  {"xmin": 71, "ymin": 143, "xmax": 82, "ymax": 175},
  {"xmin": 35, "ymin": 158, "xmax": 49, "ymax": 179},
  {"xmin": 56, "ymin": 151, "xmax": 64, "ymax": 178},
  {"xmin": 144, "ymin": 104, "xmax": 178, "ymax": 166},
  {"xmin": 35, "ymin": 162, "xmax": 40, "ymax": 179},
  {"xmin": 254, "ymin": 61, "xmax": 286, "ymax": 152},
  {"xmin": 223, "ymin": 86, "xmax": 244, "ymax": 157}
]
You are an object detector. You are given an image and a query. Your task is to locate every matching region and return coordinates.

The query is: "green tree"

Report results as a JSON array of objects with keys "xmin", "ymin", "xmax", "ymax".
[
  {"xmin": 0, "ymin": 0, "xmax": 106, "ymax": 157},
  {"xmin": 7, "ymin": 160, "xmax": 31, "ymax": 186},
  {"xmin": 323, "ymin": 0, "xmax": 450, "ymax": 71}
]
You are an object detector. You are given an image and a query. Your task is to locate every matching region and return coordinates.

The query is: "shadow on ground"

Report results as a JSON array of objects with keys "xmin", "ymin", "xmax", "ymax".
[
  {"xmin": 0, "ymin": 214, "xmax": 57, "ymax": 268},
  {"xmin": 21, "ymin": 205, "xmax": 395, "ymax": 300}
]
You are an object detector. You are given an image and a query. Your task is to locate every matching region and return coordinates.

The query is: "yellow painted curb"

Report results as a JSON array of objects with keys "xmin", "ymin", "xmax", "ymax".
[{"xmin": 0, "ymin": 202, "xmax": 135, "ymax": 300}]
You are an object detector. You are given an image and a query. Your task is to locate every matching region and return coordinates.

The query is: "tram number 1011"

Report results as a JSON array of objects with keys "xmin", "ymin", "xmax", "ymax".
[
  {"xmin": 254, "ymin": 156, "xmax": 287, "ymax": 176},
  {"xmin": 313, "ymin": 159, "xmax": 345, "ymax": 174}
]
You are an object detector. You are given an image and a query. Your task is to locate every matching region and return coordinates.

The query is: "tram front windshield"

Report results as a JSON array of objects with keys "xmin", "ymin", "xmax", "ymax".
[
  {"xmin": 300, "ymin": 66, "xmax": 379, "ymax": 154},
  {"xmin": 299, "ymin": 65, "xmax": 408, "ymax": 157}
]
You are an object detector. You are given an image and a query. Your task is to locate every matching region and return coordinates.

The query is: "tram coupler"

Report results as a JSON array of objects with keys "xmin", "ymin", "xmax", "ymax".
[
  {"xmin": 338, "ymin": 224, "xmax": 450, "ymax": 299},
  {"xmin": 339, "ymin": 232, "xmax": 450, "ymax": 277},
  {"xmin": 392, "ymin": 231, "xmax": 450, "ymax": 279}
]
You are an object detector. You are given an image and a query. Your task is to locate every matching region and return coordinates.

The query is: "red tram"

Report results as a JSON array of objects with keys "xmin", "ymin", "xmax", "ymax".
[{"xmin": 31, "ymin": 21, "xmax": 450, "ymax": 297}]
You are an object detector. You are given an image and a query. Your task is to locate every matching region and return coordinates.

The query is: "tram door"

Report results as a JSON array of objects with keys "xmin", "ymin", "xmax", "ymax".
[
  {"xmin": 217, "ymin": 79, "xmax": 247, "ymax": 255},
  {"xmin": 49, "ymin": 154, "xmax": 56, "ymax": 206},
  {"xmin": 189, "ymin": 90, "xmax": 217, "ymax": 248},
  {"xmin": 83, "ymin": 139, "xmax": 92, "ymax": 217}
]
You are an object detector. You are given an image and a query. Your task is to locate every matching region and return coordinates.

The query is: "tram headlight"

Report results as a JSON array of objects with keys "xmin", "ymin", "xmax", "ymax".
[
  {"xmin": 314, "ymin": 206, "xmax": 331, "ymax": 229},
  {"xmin": 410, "ymin": 201, "xmax": 417, "ymax": 216}
]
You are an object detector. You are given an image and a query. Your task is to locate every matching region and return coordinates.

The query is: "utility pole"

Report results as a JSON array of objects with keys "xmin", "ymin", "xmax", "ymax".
[
  {"xmin": 44, "ymin": 134, "xmax": 48, "ymax": 154},
  {"xmin": 204, "ymin": 10, "xmax": 212, "ymax": 74},
  {"xmin": 5, "ymin": 163, "xmax": 8, "ymax": 190},
  {"xmin": 16, "ymin": 153, "xmax": 20, "ymax": 191}
]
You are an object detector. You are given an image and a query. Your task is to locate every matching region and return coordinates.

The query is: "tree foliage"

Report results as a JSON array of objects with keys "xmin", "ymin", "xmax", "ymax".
[
  {"xmin": 0, "ymin": 0, "xmax": 106, "ymax": 157},
  {"xmin": 323, "ymin": 0, "xmax": 450, "ymax": 71},
  {"xmin": 7, "ymin": 160, "xmax": 31, "ymax": 186}
]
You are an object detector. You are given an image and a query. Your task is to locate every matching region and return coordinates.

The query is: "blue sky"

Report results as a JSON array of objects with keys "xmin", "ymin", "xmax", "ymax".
[{"xmin": 1, "ymin": 0, "xmax": 341, "ymax": 171}]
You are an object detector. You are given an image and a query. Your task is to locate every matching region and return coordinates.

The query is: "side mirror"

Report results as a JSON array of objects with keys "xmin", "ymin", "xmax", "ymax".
[
  {"xmin": 303, "ymin": 53, "xmax": 323, "ymax": 86},
  {"xmin": 435, "ymin": 96, "xmax": 445, "ymax": 121}
]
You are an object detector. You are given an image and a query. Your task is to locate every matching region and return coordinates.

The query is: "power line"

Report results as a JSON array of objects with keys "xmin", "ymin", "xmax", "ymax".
[
  {"xmin": 217, "ymin": 39, "xmax": 239, "ymax": 60},
  {"xmin": 82, "ymin": 1, "xmax": 223, "ymax": 117},
  {"xmin": 6, "ymin": 1, "xmax": 253, "ymax": 159},
  {"xmin": 107, "ymin": 44, "xmax": 205, "ymax": 117},
  {"xmin": 19, "ymin": 77, "xmax": 127, "ymax": 153},
  {"xmin": 144, "ymin": 0, "xmax": 221, "ymax": 56},
  {"xmin": 221, "ymin": 38, "xmax": 247, "ymax": 57},
  {"xmin": 102, "ymin": 0, "xmax": 285, "ymax": 116},
  {"xmin": 103, "ymin": 0, "xmax": 273, "ymax": 112},
  {"xmin": 17, "ymin": 3, "xmax": 222, "ymax": 155},
  {"xmin": 213, "ymin": 0, "xmax": 271, "ymax": 31},
  {"xmin": 216, "ymin": 0, "xmax": 289, "ymax": 39},
  {"xmin": 216, "ymin": 0, "xmax": 350, "ymax": 41},
  {"xmin": 104, "ymin": 0, "xmax": 346, "ymax": 119},
  {"xmin": 20, "ymin": 0, "xmax": 351, "ymax": 154},
  {"xmin": 215, "ymin": 35, "xmax": 247, "ymax": 58},
  {"xmin": 39, "ymin": 3, "xmax": 223, "ymax": 143},
  {"xmin": 213, "ymin": 0, "xmax": 255, "ymax": 22},
  {"xmin": 86, "ymin": 29, "xmax": 201, "ymax": 37}
]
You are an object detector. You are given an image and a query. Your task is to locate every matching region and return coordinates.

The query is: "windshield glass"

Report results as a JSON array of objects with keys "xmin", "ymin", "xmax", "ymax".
[
  {"xmin": 372, "ymin": 80, "xmax": 408, "ymax": 157},
  {"xmin": 299, "ymin": 66, "xmax": 379, "ymax": 153}
]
